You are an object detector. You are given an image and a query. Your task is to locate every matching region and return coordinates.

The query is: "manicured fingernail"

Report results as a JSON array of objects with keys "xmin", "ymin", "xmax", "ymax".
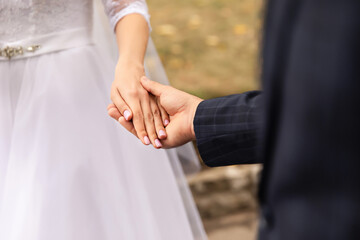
[
  {"xmin": 144, "ymin": 136, "xmax": 150, "ymax": 145},
  {"xmin": 155, "ymin": 139, "xmax": 162, "ymax": 148},
  {"xmin": 164, "ymin": 119, "xmax": 170, "ymax": 126},
  {"xmin": 123, "ymin": 110, "xmax": 131, "ymax": 121},
  {"xmin": 159, "ymin": 130, "xmax": 166, "ymax": 138}
]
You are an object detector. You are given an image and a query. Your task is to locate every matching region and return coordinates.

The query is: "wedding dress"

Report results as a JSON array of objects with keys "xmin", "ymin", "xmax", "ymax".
[{"xmin": 0, "ymin": 0, "xmax": 207, "ymax": 239}]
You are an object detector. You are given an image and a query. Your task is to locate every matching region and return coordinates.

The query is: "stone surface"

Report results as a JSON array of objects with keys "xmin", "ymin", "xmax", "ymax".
[
  {"xmin": 188, "ymin": 165, "xmax": 262, "ymax": 219},
  {"xmin": 188, "ymin": 164, "xmax": 262, "ymax": 239},
  {"xmin": 204, "ymin": 211, "xmax": 259, "ymax": 240}
]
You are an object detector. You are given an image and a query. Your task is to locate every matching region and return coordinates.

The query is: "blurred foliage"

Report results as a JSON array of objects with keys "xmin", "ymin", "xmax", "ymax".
[{"xmin": 148, "ymin": 0, "xmax": 264, "ymax": 99}]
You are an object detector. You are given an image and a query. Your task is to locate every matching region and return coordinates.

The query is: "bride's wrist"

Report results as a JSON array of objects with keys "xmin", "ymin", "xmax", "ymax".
[{"xmin": 117, "ymin": 58, "xmax": 144, "ymax": 71}]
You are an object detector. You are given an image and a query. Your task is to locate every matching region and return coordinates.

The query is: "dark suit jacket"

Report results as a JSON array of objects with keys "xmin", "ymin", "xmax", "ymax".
[{"xmin": 194, "ymin": 0, "xmax": 360, "ymax": 239}]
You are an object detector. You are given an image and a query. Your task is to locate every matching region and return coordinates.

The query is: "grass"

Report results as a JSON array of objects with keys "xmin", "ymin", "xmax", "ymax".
[{"xmin": 148, "ymin": 0, "xmax": 264, "ymax": 99}]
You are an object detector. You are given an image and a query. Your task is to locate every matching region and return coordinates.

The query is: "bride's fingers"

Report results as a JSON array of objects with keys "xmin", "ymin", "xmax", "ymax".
[
  {"xmin": 118, "ymin": 116, "xmax": 138, "ymax": 138},
  {"xmin": 141, "ymin": 97, "xmax": 162, "ymax": 148},
  {"xmin": 150, "ymin": 97, "xmax": 167, "ymax": 140},
  {"xmin": 110, "ymin": 89, "xmax": 132, "ymax": 121},
  {"xmin": 111, "ymin": 91, "xmax": 151, "ymax": 146},
  {"xmin": 157, "ymin": 98, "xmax": 170, "ymax": 126},
  {"xmin": 128, "ymin": 101, "xmax": 150, "ymax": 146},
  {"xmin": 108, "ymin": 105, "xmax": 122, "ymax": 120}
]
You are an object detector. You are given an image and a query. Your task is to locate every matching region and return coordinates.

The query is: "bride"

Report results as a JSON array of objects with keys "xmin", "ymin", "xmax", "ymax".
[{"xmin": 0, "ymin": 0, "xmax": 207, "ymax": 239}]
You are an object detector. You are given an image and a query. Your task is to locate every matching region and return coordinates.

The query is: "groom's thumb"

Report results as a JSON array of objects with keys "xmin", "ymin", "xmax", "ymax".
[{"xmin": 140, "ymin": 76, "xmax": 166, "ymax": 97}]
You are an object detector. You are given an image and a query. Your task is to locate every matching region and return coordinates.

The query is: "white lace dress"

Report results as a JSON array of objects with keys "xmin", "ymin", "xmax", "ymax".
[{"xmin": 0, "ymin": 0, "xmax": 207, "ymax": 239}]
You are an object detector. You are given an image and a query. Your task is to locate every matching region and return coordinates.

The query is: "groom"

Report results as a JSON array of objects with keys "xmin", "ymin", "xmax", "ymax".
[{"xmin": 109, "ymin": 0, "xmax": 360, "ymax": 239}]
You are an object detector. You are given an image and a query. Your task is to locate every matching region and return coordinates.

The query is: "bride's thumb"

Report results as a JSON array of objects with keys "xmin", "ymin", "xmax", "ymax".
[{"xmin": 140, "ymin": 76, "xmax": 166, "ymax": 97}]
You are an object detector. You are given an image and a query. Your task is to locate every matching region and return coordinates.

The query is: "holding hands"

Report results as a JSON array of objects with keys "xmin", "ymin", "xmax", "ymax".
[
  {"xmin": 108, "ymin": 13, "xmax": 173, "ymax": 148},
  {"xmin": 108, "ymin": 76, "xmax": 203, "ymax": 149},
  {"xmin": 108, "ymin": 62, "xmax": 169, "ymax": 148},
  {"xmin": 109, "ymin": 9, "xmax": 201, "ymax": 149}
]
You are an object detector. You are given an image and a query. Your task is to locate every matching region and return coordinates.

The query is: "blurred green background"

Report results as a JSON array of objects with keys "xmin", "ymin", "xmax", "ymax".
[{"xmin": 148, "ymin": 0, "xmax": 264, "ymax": 239}]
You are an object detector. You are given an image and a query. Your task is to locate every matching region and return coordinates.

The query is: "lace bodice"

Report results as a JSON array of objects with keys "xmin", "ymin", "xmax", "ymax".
[{"xmin": 0, "ymin": 0, "xmax": 150, "ymax": 43}]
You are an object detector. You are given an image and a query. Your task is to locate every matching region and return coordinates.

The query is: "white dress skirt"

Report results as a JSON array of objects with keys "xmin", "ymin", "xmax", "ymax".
[{"xmin": 0, "ymin": 0, "xmax": 206, "ymax": 239}]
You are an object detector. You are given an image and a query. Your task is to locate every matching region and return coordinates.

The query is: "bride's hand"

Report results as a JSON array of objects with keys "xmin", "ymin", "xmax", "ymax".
[{"xmin": 109, "ymin": 61, "xmax": 169, "ymax": 148}]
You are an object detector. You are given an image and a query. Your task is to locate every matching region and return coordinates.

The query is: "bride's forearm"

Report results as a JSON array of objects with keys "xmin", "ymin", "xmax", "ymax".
[
  {"xmin": 111, "ymin": 13, "xmax": 168, "ymax": 148},
  {"xmin": 114, "ymin": 13, "xmax": 149, "ymax": 68}
]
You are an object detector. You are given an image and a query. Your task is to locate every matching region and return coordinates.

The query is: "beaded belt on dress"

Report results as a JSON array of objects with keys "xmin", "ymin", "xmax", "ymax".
[{"xmin": 0, "ymin": 28, "xmax": 93, "ymax": 61}]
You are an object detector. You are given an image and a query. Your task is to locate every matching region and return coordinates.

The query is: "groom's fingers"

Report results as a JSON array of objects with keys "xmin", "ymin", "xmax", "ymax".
[
  {"xmin": 108, "ymin": 105, "xmax": 122, "ymax": 120},
  {"xmin": 108, "ymin": 105, "xmax": 141, "ymax": 140},
  {"xmin": 118, "ymin": 116, "xmax": 138, "ymax": 138},
  {"xmin": 107, "ymin": 103, "xmax": 116, "ymax": 111},
  {"xmin": 140, "ymin": 76, "xmax": 167, "ymax": 97}
]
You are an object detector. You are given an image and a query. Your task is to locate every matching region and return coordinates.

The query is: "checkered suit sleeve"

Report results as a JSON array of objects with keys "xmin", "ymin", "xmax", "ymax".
[{"xmin": 194, "ymin": 91, "xmax": 262, "ymax": 167}]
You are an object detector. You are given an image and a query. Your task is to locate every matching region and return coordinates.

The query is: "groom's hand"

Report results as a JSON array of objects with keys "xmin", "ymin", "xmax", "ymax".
[{"xmin": 108, "ymin": 76, "xmax": 203, "ymax": 148}]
